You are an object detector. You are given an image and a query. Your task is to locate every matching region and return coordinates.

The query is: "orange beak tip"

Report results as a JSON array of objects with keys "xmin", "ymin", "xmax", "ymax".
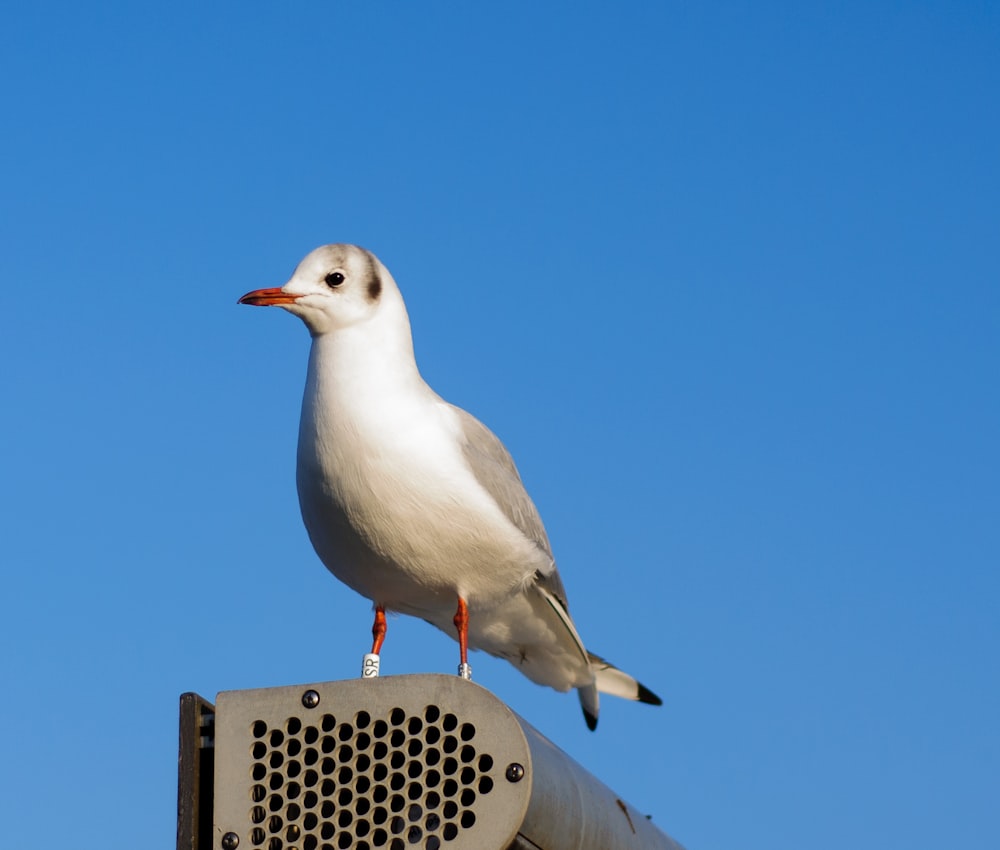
[{"xmin": 238, "ymin": 288, "xmax": 300, "ymax": 307}]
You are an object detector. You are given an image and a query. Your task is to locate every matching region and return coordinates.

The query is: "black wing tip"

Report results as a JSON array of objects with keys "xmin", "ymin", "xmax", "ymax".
[
  {"xmin": 583, "ymin": 708, "xmax": 599, "ymax": 731},
  {"xmin": 637, "ymin": 683, "xmax": 663, "ymax": 707}
]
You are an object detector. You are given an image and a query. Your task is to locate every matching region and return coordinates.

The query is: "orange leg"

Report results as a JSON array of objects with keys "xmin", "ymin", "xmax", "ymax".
[
  {"xmin": 453, "ymin": 597, "xmax": 471, "ymax": 679},
  {"xmin": 371, "ymin": 605, "xmax": 387, "ymax": 655}
]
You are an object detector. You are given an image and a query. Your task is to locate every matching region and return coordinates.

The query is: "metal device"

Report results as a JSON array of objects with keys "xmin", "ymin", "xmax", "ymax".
[{"xmin": 177, "ymin": 674, "xmax": 685, "ymax": 850}]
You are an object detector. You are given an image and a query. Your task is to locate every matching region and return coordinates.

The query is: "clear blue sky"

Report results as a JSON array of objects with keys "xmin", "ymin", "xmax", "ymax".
[{"xmin": 2, "ymin": 3, "xmax": 997, "ymax": 848}]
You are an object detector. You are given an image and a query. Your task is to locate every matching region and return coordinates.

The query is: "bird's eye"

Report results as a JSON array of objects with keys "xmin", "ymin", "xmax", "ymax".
[{"xmin": 324, "ymin": 271, "xmax": 346, "ymax": 288}]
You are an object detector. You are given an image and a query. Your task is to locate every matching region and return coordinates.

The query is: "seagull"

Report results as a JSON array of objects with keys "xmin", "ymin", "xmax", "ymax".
[{"xmin": 239, "ymin": 244, "xmax": 661, "ymax": 728}]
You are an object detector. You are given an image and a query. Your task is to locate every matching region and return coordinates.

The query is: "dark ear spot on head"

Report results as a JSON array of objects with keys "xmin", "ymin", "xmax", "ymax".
[
  {"xmin": 364, "ymin": 253, "xmax": 383, "ymax": 302},
  {"xmin": 362, "ymin": 250, "xmax": 383, "ymax": 302}
]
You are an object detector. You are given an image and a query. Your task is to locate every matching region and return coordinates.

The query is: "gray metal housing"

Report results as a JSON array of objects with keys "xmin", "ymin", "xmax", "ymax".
[{"xmin": 178, "ymin": 674, "xmax": 685, "ymax": 850}]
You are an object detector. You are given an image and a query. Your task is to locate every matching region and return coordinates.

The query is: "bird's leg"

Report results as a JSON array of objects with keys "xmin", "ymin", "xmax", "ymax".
[
  {"xmin": 362, "ymin": 605, "xmax": 386, "ymax": 679},
  {"xmin": 453, "ymin": 597, "xmax": 472, "ymax": 680},
  {"xmin": 371, "ymin": 605, "xmax": 387, "ymax": 654}
]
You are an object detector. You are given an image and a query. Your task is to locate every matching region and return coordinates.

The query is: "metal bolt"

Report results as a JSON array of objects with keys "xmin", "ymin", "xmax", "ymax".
[
  {"xmin": 221, "ymin": 833, "xmax": 240, "ymax": 850},
  {"xmin": 301, "ymin": 689, "xmax": 321, "ymax": 709},
  {"xmin": 505, "ymin": 762, "xmax": 525, "ymax": 783}
]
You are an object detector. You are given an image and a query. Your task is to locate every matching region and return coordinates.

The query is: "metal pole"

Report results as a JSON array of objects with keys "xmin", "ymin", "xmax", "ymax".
[{"xmin": 180, "ymin": 674, "xmax": 686, "ymax": 850}]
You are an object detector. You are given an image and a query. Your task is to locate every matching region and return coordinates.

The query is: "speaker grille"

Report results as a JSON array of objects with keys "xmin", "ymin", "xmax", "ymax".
[
  {"xmin": 206, "ymin": 675, "xmax": 684, "ymax": 850},
  {"xmin": 223, "ymin": 683, "xmax": 518, "ymax": 850}
]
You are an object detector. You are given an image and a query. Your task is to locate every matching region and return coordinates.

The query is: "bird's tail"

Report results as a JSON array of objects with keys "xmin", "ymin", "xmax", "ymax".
[{"xmin": 577, "ymin": 652, "xmax": 663, "ymax": 731}]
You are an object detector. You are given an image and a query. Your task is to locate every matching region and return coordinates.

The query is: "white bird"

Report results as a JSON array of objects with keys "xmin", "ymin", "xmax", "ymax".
[{"xmin": 239, "ymin": 244, "xmax": 661, "ymax": 728}]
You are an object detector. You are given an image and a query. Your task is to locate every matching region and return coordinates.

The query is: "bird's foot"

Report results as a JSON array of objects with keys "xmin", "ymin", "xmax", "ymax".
[{"xmin": 453, "ymin": 597, "xmax": 471, "ymax": 681}]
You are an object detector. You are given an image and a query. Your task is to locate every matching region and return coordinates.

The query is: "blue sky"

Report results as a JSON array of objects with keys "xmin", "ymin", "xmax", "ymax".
[{"xmin": 2, "ymin": 2, "xmax": 997, "ymax": 848}]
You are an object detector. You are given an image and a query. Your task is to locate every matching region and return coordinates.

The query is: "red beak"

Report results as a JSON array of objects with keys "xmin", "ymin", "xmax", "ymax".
[{"xmin": 238, "ymin": 287, "xmax": 301, "ymax": 306}]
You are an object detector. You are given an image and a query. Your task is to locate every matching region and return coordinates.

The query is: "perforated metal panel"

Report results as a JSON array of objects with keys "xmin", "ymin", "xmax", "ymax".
[{"xmin": 214, "ymin": 675, "xmax": 532, "ymax": 850}]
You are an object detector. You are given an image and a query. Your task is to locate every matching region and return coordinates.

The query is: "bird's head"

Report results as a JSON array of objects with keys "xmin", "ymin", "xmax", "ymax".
[{"xmin": 239, "ymin": 244, "xmax": 394, "ymax": 337}]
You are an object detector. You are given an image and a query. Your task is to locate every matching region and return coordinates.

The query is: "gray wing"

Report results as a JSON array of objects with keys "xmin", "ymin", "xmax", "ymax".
[
  {"xmin": 450, "ymin": 404, "xmax": 558, "ymax": 569},
  {"xmin": 452, "ymin": 405, "xmax": 585, "ymax": 669}
]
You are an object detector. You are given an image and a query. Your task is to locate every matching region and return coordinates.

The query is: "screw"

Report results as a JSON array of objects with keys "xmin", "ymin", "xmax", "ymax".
[
  {"xmin": 221, "ymin": 833, "xmax": 240, "ymax": 850},
  {"xmin": 505, "ymin": 762, "xmax": 525, "ymax": 783},
  {"xmin": 301, "ymin": 689, "xmax": 321, "ymax": 709}
]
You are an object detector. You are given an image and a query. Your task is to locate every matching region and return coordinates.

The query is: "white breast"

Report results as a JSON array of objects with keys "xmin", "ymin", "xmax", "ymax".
[{"xmin": 295, "ymin": 335, "xmax": 546, "ymax": 616}]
